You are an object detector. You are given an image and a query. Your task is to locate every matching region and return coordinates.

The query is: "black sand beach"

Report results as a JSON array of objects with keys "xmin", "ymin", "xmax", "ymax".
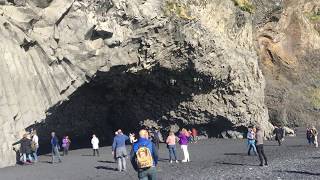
[{"xmin": 1, "ymin": 128, "xmax": 320, "ymax": 180}]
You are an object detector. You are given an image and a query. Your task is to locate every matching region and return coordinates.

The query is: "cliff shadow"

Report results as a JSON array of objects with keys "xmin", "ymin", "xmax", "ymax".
[{"xmin": 28, "ymin": 62, "xmax": 231, "ymax": 154}]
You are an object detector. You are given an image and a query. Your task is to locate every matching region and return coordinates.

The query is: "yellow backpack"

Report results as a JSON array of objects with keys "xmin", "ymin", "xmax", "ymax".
[{"xmin": 136, "ymin": 146, "xmax": 153, "ymax": 169}]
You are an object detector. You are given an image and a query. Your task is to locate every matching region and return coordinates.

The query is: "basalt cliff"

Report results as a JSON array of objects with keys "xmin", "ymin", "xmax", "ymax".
[{"xmin": 0, "ymin": 0, "xmax": 319, "ymax": 167}]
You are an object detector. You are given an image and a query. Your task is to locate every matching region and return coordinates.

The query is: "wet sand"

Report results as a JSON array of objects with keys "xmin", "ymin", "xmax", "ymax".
[{"xmin": 1, "ymin": 128, "xmax": 320, "ymax": 180}]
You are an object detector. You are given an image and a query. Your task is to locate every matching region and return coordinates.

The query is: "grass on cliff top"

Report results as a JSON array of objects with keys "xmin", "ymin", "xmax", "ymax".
[
  {"xmin": 164, "ymin": 1, "xmax": 195, "ymax": 20},
  {"xmin": 232, "ymin": 0, "xmax": 255, "ymax": 14}
]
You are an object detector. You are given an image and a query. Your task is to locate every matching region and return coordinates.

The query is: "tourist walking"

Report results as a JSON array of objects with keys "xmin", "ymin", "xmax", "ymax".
[
  {"xmin": 247, "ymin": 127, "xmax": 257, "ymax": 156},
  {"xmin": 166, "ymin": 132, "xmax": 179, "ymax": 163},
  {"xmin": 179, "ymin": 128, "xmax": 190, "ymax": 162},
  {"xmin": 91, "ymin": 134, "xmax": 100, "ymax": 156},
  {"xmin": 51, "ymin": 132, "xmax": 62, "ymax": 163},
  {"xmin": 12, "ymin": 134, "xmax": 33, "ymax": 164},
  {"xmin": 256, "ymin": 127, "xmax": 268, "ymax": 166},
  {"xmin": 191, "ymin": 128, "xmax": 198, "ymax": 143},
  {"xmin": 31, "ymin": 130, "xmax": 39, "ymax": 162},
  {"xmin": 151, "ymin": 129, "xmax": 160, "ymax": 150},
  {"xmin": 62, "ymin": 136, "xmax": 71, "ymax": 156},
  {"xmin": 274, "ymin": 126, "xmax": 285, "ymax": 146},
  {"xmin": 112, "ymin": 129, "xmax": 129, "ymax": 171},
  {"xmin": 130, "ymin": 129, "xmax": 158, "ymax": 180},
  {"xmin": 311, "ymin": 126, "xmax": 318, "ymax": 147},
  {"xmin": 306, "ymin": 128, "xmax": 312, "ymax": 145}
]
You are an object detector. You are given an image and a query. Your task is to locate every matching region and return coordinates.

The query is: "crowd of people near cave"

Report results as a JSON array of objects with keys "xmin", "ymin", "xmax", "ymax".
[{"xmin": 11, "ymin": 125, "xmax": 319, "ymax": 180}]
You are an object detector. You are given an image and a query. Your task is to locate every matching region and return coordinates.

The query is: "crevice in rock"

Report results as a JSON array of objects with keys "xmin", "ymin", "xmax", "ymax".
[
  {"xmin": 55, "ymin": 1, "xmax": 74, "ymax": 26},
  {"xmin": 20, "ymin": 38, "xmax": 37, "ymax": 51}
]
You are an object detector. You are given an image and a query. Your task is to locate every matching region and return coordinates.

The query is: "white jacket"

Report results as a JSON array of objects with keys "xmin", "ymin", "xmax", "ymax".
[
  {"xmin": 91, "ymin": 137, "xmax": 99, "ymax": 149},
  {"xmin": 32, "ymin": 135, "xmax": 39, "ymax": 147}
]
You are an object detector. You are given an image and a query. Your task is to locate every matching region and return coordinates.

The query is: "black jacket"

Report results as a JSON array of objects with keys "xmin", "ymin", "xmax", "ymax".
[{"xmin": 13, "ymin": 137, "xmax": 32, "ymax": 154}]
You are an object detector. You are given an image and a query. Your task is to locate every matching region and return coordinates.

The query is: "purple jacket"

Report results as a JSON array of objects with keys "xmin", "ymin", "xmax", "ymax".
[{"xmin": 178, "ymin": 133, "xmax": 189, "ymax": 145}]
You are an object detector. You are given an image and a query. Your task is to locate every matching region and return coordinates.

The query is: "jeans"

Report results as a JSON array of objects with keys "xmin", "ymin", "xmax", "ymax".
[
  {"xmin": 247, "ymin": 140, "xmax": 257, "ymax": 155},
  {"xmin": 138, "ymin": 167, "xmax": 157, "ymax": 180},
  {"xmin": 52, "ymin": 146, "xmax": 61, "ymax": 163},
  {"xmin": 117, "ymin": 157, "xmax": 126, "ymax": 171},
  {"xmin": 33, "ymin": 147, "xmax": 38, "ymax": 162},
  {"xmin": 181, "ymin": 145, "xmax": 189, "ymax": 162},
  {"xmin": 256, "ymin": 144, "xmax": 267, "ymax": 165},
  {"xmin": 168, "ymin": 145, "xmax": 177, "ymax": 161},
  {"xmin": 22, "ymin": 153, "xmax": 33, "ymax": 163},
  {"xmin": 93, "ymin": 149, "xmax": 99, "ymax": 156}
]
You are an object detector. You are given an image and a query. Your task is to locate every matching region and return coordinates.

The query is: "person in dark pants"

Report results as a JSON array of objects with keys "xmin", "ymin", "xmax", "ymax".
[
  {"xmin": 151, "ymin": 129, "xmax": 160, "ymax": 150},
  {"xmin": 12, "ymin": 134, "xmax": 33, "ymax": 164},
  {"xmin": 256, "ymin": 126, "xmax": 268, "ymax": 166},
  {"xmin": 307, "ymin": 128, "xmax": 312, "ymax": 145},
  {"xmin": 130, "ymin": 129, "xmax": 158, "ymax": 180},
  {"xmin": 274, "ymin": 126, "xmax": 284, "ymax": 146},
  {"xmin": 91, "ymin": 134, "xmax": 100, "ymax": 156}
]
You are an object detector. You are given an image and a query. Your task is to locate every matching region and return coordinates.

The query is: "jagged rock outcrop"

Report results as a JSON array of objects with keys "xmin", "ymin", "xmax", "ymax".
[
  {"xmin": 253, "ymin": 0, "xmax": 320, "ymax": 127},
  {"xmin": 0, "ymin": 0, "xmax": 273, "ymax": 167}
]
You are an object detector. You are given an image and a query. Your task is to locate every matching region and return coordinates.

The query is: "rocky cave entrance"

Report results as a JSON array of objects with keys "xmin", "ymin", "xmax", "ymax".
[{"xmin": 29, "ymin": 63, "xmax": 235, "ymax": 154}]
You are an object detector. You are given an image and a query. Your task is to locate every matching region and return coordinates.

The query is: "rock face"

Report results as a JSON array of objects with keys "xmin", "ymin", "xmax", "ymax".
[
  {"xmin": 0, "ymin": 0, "xmax": 273, "ymax": 167},
  {"xmin": 253, "ymin": 0, "xmax": 320, "ymax": 127}
]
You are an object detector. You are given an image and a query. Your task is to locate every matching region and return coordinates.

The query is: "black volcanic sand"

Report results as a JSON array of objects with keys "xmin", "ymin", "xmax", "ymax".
[{"xmin": 1, "ymin": 128, "xmax": 320, "ymax": 180}]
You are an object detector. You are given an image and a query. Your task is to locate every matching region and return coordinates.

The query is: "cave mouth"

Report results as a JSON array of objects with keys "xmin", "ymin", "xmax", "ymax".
[{"xmin": 28, "ymin": 63, "xmax": 234, "ymax": 154}]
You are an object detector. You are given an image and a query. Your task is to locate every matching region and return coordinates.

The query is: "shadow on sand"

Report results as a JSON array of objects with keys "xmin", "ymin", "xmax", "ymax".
[
  {"xmin": 215, "ymin": 162, "xmax": 258, "ymax": 166},
  {"xmin": 276, "ymin": 170, "xmax": 320, "ymax": 176},
  {"xmin": 224, "ymin": 153, "xmax": 248, "ymax": 156},
  {"xmin": 98, "ymin": 160, "xmax": 115, "ymax": 164},
  {"xmin": 95, "ymin": 166, "xmax": 117, "ymax": 171}
]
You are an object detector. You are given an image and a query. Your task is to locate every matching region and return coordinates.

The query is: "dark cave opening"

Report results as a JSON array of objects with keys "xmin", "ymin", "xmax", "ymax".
[{"xmin": 29, "ymin": 63, "xmax": 234, "ymax": 154}]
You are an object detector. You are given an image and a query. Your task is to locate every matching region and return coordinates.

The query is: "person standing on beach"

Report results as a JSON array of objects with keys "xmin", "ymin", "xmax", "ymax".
[
  {"xmin": 311, "ymin": 126, "xmax": 318, "ymax": 147},
  {"xmin": 306, "ymin": 128, "xmax": 312, "ymax": 145},
  {"xmin": 166, "ymin": 131, "xmax": 179, "ymax": 163},
  {"xmin": 179, "ymin": 128, "xmax": 190, "ymax": 162},
  {"xmin": 256, "ymin": 127, "xmax": 268, "ymax": 166},
  {"xmin": 31, "ymin": 130, "xmax": 39, "ymax": 162},
  {"xmin": 12, "ymin": 134, "xmax": 33, "ymax": 164},
  {"xmin": 91, "ymin": 134, "xmax": 100, "ymax": 156},
  {"xmin": 151, "ymin": 129, "xmax": 160, "ymax": 150},
  {"xmin": 274, "ymin": 126, "xmax": 285, "ymax": 146},
  {"xmin": 62, "ymin": 136, "xmax": 71, "ymax": 156},
  {"xmin": 191, "ymin": 128, "xmax": 198, "ymax": 143},
  {"xmin": 112, "ymin": 129, "xmax": 129, "ymax": 172},
  {"xmin": 51, "ymin": 132, "xmax": 62, "ymax": 163},
  {"xmin": 130, "ymin": 129, "xmax": 158, "ymax": 180},
  {"xmin": 247, "ymin": 127, "xmax": 257, "ymax": 156}
]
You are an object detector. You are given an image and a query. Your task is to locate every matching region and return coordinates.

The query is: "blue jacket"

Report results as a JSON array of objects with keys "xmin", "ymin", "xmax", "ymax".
[
  {"xmin": 112, "ymin": 134, "xmax": 129, "ymax": 151},
  {"xmin": 130, "ymin": 138, "xmax": 158, "ymax": 171},
  {"xmin": 51, "ymin": 136, "xmax": 59, "ymax": 147}
]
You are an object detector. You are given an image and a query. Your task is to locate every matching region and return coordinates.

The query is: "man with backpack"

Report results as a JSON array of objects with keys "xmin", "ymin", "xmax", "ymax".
[{"xmin": 130, "ymin": 129, "xmax": 158, "ymax": 180}]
